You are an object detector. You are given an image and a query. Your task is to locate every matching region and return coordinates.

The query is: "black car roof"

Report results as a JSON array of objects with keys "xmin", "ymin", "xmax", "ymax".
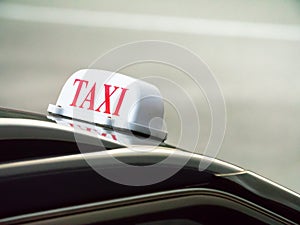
[
  {"xmin": 0, "ymin": 107, "xmax": 299, "ymax": 223},
  {"xmin": 0, "ymin": 107, "xmax": 243, "ymax": 175},
  {"xmin": 1, "ymin": 148, "xmax": 299, "ymax": 223}
]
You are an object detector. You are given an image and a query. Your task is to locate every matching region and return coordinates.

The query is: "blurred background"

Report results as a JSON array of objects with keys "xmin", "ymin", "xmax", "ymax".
[{"xmin": 0, "ymin": 0, "xmax": 300, "ymax": 192}]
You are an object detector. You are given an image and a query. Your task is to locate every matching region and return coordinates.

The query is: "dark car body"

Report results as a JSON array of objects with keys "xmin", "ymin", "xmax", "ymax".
[{"xmin": 0, "ymin": 107, "xmax": 299, "ymax": 224}]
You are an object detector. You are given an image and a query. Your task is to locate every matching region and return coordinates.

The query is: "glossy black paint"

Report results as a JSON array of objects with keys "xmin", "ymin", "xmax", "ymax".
[{"xmin": 0, "ymin": 107, "xmax": 299, "ymax": 223}]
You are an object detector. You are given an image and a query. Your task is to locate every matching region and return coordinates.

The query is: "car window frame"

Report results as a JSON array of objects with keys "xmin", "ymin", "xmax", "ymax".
[{"xmin": 1, "ymin": 188, "xmax": 294, "ymax": 225}]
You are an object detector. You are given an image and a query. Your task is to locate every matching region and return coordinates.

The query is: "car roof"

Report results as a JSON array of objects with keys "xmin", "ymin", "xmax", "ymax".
[
  {"xmin": 0, "ymin": 107, "xmax": 173, "ymax": 163},
  {"xmin": 0, "ymin": 107, "xmax": 299, "ymax": 223},
  {"xmin": 0, "ymin": 107, "xmax": 243, "ymax": 175}
]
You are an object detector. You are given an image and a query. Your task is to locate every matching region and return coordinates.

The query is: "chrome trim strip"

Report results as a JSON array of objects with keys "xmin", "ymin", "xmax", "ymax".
[
  {"xmin": 0, "ymin": 148, "xmax": 243, "ymax": 174},
  {"xmin": 215, "ymin": 171, "xmax": 248, "ymax": 177}
]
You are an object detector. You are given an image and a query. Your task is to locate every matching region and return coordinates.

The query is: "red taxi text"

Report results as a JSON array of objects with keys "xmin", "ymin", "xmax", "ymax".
[{"xmin": 70, "ymin": 79, "xmax": 128, "ymax": 116}]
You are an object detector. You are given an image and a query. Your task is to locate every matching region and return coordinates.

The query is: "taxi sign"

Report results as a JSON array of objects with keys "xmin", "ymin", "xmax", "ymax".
[{"xmin": 48, "ymin": 69, "xmax": 167, "ymax": 140}]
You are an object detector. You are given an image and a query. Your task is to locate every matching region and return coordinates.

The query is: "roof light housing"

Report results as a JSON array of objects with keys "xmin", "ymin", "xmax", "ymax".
[{"xmin": 48, "ymin": 69, "xmax": 167, "ymax": 140}]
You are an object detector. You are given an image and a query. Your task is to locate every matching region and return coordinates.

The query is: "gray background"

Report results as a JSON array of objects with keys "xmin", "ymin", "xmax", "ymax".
[{"xmin": 0, "ymin": 0, "xmax": 300, "ymax": 192}]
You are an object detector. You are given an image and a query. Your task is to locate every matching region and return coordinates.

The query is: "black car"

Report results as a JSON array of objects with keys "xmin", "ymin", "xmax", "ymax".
[{"xmin": 0, "ymin": 70, "xmax": 299, "ymax": 225}]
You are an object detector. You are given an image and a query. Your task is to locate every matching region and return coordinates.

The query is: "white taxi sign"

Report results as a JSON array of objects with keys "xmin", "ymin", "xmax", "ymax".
[{"xmin": 47, "ymin": 69, "xmax": 167, "ymax": 140}]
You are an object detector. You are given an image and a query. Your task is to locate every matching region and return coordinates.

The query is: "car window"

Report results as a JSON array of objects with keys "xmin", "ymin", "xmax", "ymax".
[
  {"xmin": 2, "ymin": 187, "xmax": 288, "ymax": 225},
  {"xmin": 138, "ymin": 219, "xmax": 201, "ymax": 225},
  {"xmin": 96, "ymin": 205, "xmax": 268, "ymax": 225}
]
